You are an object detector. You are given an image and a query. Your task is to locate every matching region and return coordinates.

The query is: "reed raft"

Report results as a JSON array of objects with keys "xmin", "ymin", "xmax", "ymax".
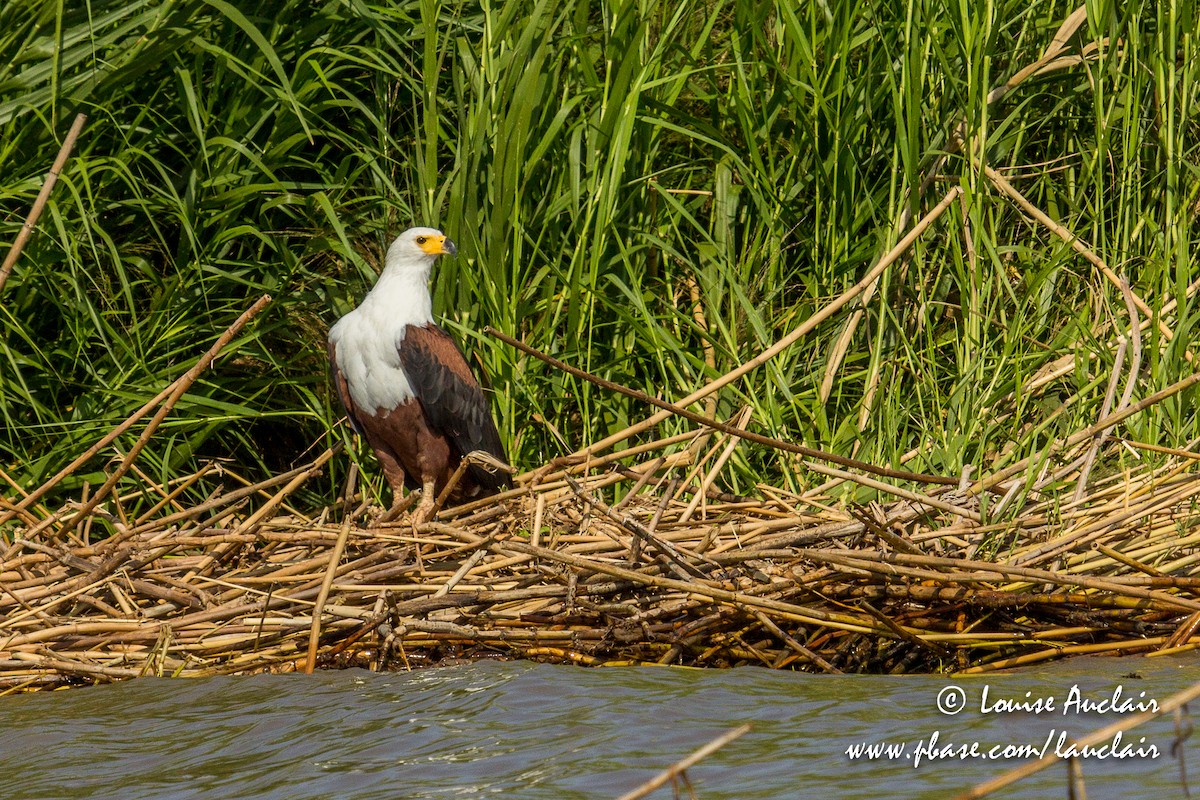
[{"xmin": 3, "ymin": 414, "xmax": 1200, "ymax": 690}]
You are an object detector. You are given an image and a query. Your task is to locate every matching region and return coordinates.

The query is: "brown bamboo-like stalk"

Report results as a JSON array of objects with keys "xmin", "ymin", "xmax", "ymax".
[
  {"xmin": 132, "ymin": 463, "xmax": 218, "ymax": 526},
  {"xmin": 488, "ymin": 327, "xmax": 956, "ymax": 487},
  {"xmin": 1, "ymin": 295, "xmax": 272, "ymax": 534},
  {"xmin": 952, "ymin": 678, "xmax": 1200, "ymax": 799},
  {"xmin": 0, "ymin": 113, "xmax": 88, "ymax": 295},
  {"xmin": 612, "ymin": 724, "xmax": 751, "ymax": 800},
  {"xmin": 306, "ymin": 464, "xmax": 357, "ymax": 673},
  {"xmin": 679, "ymin": 406, "xmax": 751, "ymax": 522}
]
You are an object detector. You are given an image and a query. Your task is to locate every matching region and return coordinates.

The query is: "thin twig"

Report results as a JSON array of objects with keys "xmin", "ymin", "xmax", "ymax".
[
  {"xmin": 0, "ymin": 113, "xmax": 88, "ymax": 294},
  {"xmin": 306, "ymin": 464, "xmax": 357, "ymax": 673},
  {"xmin": 613, "ymin": 724, "xmax": 751, "ymax": 800},
  {"xmin": 487, "ymin": 327, "xmax": 956, "ymax": 487}
]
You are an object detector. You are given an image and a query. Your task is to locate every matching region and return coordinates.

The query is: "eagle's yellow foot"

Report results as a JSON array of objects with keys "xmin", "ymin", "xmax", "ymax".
[
  {"xmin": 375, "ymin": 492, "xmax": 416, "ymax": 525},
  {"xmin": 408, "ymin": 479, "xmax": 438, "ymax": 536}
]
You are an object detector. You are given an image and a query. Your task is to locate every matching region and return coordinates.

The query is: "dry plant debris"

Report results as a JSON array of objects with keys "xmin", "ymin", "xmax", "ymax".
[{"xmin": 3, "ymin": 417, "xmax": 1200, "ymax": 690}]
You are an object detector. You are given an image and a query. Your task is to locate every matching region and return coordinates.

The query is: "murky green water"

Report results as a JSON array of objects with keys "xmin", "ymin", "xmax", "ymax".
[{"xmin": 1, "ymin": 655, "xmax": 1195, "ymax": 799}]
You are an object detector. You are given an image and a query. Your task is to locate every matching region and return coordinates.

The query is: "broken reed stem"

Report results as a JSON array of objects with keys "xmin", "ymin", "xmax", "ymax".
[
  {"xmin": 802, "ymin": 461, "xmax": 978, "ymax": 519},
  {"xmin": 613, "ymin": 723, "xmax": 751, "ymax": 800},
  {"xmin": 555, "ymin": 185, "xmax": 963, "ymax": 462},
  {"xmin": 228, "ymin": 444, "xmax": 337, "ymax": 539},
  {"xmin": 0, "ymin": 113, "xmax": 87, "ymax": 295},
  {"xmin": 1, "ymin": 295, "xmax": 273, "ymax": 529},
  {"xmin": 487, "ymin": 327, "xmax": 956, "ymax": 487},
  {"xmin": 679, "ymin": 406, "xmax": 752, "ymax": 523},
  {"xmin": 953, "ymin": 678, "xmax": 1200, "ymax": 799},
  {"xmin": 306, "ymin": 465, "xmax": 358, "ymax": 673}
]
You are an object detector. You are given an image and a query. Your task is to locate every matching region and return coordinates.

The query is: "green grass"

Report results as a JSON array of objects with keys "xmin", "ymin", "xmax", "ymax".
[{"xmin": 0, "ymin": 0, "xmax": 1197, "ymax": 517}]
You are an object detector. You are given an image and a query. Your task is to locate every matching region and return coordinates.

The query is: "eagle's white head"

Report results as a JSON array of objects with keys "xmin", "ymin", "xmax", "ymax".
[{"xmin": 383, "ymin": 227, "xmax": 457, "ymax": 277}]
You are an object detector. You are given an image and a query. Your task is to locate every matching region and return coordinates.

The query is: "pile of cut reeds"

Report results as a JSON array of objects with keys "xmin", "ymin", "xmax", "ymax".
[{"xmin": 4, "ymin": 414, "xmax": 1200, "ymax": 689}]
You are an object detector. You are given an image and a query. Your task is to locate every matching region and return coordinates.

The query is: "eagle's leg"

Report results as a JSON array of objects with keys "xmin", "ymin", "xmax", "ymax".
[{"xmin": 372, "ymin": 444, "xmax": 412, "ymax": 524}]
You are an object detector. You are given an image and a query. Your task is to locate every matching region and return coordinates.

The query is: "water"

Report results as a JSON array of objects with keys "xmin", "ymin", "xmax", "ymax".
[{"xmin": 1, "ymin": 656, "xmax": 1195, "ymax": 799}]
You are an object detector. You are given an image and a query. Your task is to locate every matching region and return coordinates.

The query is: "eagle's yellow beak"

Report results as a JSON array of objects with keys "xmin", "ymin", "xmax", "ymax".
[{"xmin": 419, "ymin": 235, "xmax": 457, "ymax": 257}]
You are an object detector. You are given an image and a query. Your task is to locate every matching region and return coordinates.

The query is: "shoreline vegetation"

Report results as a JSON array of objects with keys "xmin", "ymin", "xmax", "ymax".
[
  {"xmin": 6, "ymin": 198, "xmax": 1200, "ymax": 684},
  {"xmin": 2, "ymin": 0, "xmax": 1200, "ymax": 688}
]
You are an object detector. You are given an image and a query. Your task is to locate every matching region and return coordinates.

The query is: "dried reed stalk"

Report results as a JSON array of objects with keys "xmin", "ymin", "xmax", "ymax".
[{"xmin": 0, "ymin": 113, "xmax": 88, "ymax": 294}]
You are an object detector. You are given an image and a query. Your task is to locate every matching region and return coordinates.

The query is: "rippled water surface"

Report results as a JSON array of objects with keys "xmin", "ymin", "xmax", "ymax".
[{"xmin": 2, "ymin": 655, "xmax": 1195, "ymax": 799}]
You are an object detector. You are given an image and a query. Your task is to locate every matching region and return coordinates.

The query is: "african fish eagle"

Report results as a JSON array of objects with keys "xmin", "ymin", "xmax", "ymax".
[{"xmin": 328, "ymin": 226, "xmax": 510, "ymax": 523}]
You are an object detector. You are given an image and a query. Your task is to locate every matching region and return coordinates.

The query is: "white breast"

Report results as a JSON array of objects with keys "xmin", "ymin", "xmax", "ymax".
[{"xmin": 329, "ymin": 269, "xmax": 434, "ymax": 414}]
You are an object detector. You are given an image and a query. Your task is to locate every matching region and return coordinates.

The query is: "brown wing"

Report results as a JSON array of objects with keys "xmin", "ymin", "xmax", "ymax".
[
  {"xmin": 328, "ymin": 340, "xmax": 366, "ymax": 438},
  {"xmin": 399, "ymin": 324, "xmax": 510, "ymax": 490}
]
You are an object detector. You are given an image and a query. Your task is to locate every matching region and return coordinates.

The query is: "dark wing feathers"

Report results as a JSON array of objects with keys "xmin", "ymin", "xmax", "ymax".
[
  {"xmin": 399, "ymin": 325, "xmax": 510, "ymax": 490},
  {"xmin": 328, "ymin": 340, "xmax": 365, "ymax": 437}
]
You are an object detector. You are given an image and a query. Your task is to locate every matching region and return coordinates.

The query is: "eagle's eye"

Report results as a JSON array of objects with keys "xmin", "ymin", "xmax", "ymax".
[{"xmin": 415, "ymin": 236, "xmax": 427, "ymax": 245}]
